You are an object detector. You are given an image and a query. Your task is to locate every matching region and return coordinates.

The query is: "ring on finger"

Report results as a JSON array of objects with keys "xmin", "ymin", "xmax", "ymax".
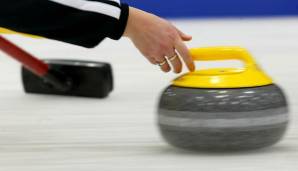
[
  {"xmin": 157, "ymin": 60, "xmax": 167, "ymax": 66},
  {"xmin": 167, "ymin": 54, "xmax": 179, "ymax": 62}
]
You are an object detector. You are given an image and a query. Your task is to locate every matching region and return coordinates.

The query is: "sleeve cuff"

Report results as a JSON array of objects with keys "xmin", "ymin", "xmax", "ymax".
[{"xmin": 108, "ymin": 3, "xmax": 129, "ymax": 40}]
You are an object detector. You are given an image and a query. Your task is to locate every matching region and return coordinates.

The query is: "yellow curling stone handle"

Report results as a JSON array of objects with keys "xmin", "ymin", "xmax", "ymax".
[
  {"xmin": 173, "ymin": 46, "xmax": 273, "ymax": 88},
  {"xmin": 190, "ymin": 46, "xmax": 256, "ymax": 68}
]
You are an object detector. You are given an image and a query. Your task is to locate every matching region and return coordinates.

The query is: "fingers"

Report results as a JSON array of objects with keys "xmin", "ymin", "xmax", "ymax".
[
  {"xmin": 154, "ymin": 38, "xmax": 195, "ymax": 73},
  {"xmin": 174, "ymin": 28, "xmax": 194, "ymax": 72},
  {"xmin": 155, "ymin": 51, "xmax": 183, "ymax": 74},
  {"xmin": 165, "ymin": 51, "xmax": 182, "ymax": 73},
  {"xmin": 175, "ymin": 40, "xmax": 195, "ymax": 72},
  {"xmin": 155, "ymin": 57, "xmax": 171, "ymax": 73}
]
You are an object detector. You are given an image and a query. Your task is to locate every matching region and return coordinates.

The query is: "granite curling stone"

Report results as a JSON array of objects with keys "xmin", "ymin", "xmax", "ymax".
[{"xmin": 157, "ymin": 47, "xmax": 289, "ymax": 151}]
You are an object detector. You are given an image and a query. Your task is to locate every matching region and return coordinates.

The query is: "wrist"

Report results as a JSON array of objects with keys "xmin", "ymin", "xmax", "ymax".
[{"xmin": 123, "ymin": 7, "xmax": 137, "ymax": 38}]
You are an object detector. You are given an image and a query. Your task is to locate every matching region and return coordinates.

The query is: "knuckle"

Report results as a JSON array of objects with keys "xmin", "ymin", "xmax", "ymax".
[
  {"xmin": 168, "ymin": 35, "xmax": 177, "ymax": 43},
  {"xmin": 159, "ymin": 43, "xmax": 174, "ymax": 55},
  {"xmin": 159, "ymin": 42, "xmax": 169, "ymax": 50},
  {"xmin": 164, "ymin": 26, "xmax": 177, "ymax": 40},
  {"xmin": 169, "ymin": 32, "xmax": 178, "ymax": 42}
]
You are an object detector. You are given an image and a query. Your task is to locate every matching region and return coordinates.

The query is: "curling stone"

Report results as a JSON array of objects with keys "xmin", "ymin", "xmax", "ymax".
[
  {"xmin": 0, "ymin": 36, "xmax": 112, "ymax": 98},
  {"xmin": 158, "ymin": 47, "xmax": 289, "ymax": 151}
]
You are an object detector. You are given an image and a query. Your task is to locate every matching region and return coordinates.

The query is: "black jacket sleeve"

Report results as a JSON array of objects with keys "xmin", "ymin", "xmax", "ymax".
[{"xmin": 0, "ymin": 0, "xmax": 129, "ymax": 48}]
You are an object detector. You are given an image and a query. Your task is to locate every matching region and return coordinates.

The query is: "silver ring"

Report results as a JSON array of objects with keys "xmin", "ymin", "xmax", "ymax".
[
  {"xmin": 157, "ymin": 60, "xmax": 167, "ymax": 66},
  {"xmin": 168, "ymin": 54, "xmax": 178, "ymax": 61}
]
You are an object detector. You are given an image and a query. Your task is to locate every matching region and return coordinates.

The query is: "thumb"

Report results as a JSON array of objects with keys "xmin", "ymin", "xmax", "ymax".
[{"xmin": 176, "ymin": 28, "xmax": 192, "ymax": 41}]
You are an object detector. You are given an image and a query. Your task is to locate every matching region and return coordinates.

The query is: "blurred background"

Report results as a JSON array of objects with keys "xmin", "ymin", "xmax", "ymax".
[{"xmin": 123, "ymin": 0, "xmax": 298, "ymax": 18}]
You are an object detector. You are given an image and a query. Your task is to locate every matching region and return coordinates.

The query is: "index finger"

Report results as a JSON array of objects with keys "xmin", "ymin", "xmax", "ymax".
[{"xmin": 175, "ymin": 40, "xmax": 195, "ymax": 72}]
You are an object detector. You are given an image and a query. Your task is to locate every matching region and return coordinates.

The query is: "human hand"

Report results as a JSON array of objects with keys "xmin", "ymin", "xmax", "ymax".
[{"xmin": 123, "ymin": 7, "xmax": 195, "ymax": 73}]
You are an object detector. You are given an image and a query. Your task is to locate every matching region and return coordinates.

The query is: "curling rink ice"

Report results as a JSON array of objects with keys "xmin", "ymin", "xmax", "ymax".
[{"xmin": 0, "ymin": 17, "xmax": 297, "ymax": 171}]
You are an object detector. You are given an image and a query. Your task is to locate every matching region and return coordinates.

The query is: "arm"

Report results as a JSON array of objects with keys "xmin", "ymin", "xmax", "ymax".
[
  {"xmin": 0, "ymin": 1, "xmax": 194, "ymax": 73},
  {"xmin": 0, "ymin": 0, "xmax": 129, "ymax": 48}
]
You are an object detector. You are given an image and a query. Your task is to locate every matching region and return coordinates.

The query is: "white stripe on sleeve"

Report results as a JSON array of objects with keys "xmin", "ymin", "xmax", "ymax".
[
  {"xmin": 49, "ymin": 0, "xmax": 121, "ymax": 19},
  {"xmin": 110, "ymin": 0, "xmax": 120, "ymax": 5}
]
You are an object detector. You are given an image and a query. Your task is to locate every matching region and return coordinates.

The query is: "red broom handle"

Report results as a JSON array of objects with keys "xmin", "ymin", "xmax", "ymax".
[{"xmin": 0, "ymin": 35, "xmax": 49, "ymax": 76}]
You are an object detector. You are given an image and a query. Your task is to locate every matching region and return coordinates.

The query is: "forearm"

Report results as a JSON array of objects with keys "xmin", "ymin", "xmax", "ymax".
[{"xmin": 0, "ymin": 0, "xmax": 129, "ymax": 48}]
